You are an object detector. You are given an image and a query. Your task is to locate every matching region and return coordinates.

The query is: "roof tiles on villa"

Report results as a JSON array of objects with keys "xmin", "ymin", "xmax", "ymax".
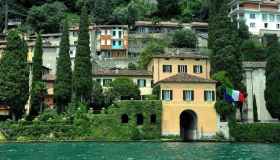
[
  {"xmin": 157, "ymin": 73, "xmax": 217, "ymax": 84},
  {"xmin": 93, "ymin": 69, "xmax": 152, "ymax": 77}
]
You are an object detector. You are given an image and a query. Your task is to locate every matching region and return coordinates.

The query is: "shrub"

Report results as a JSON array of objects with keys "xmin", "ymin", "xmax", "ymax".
[{"xmin": 230, "ymin": 123, "xmax": 280, "ymax": 143}]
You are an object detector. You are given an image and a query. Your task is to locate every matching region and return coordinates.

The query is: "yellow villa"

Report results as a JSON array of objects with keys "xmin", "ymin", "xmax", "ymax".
[{"xmin": 148, "ymin": 50, "xmax": 218, "ymax": 140}]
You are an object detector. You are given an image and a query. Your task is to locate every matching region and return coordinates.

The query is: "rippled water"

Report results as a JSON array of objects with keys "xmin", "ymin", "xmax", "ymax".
[{"xmin": 0, "ymin": 142, "xmax": 280, "ymax": 160}]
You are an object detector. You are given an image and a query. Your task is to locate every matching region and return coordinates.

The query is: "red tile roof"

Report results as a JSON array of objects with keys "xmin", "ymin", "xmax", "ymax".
[{"xmin": 157, "ymin": 73, "xmax": 217, "ymax": 84}]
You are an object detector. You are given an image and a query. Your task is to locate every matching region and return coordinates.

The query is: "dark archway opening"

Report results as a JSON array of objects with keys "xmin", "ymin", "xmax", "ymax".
[
  {"xmin": 150, "ymin": 114, "xmax": 156, "ymax": 124},
  {"xmin": 136, "ymin": 114, "xmax": 144, "ymax": 125},
  {"xmin": 121, "ymin": 114, "xmax": 129, "ymax": 123},
  {"xmin": 180, "ymin": 110, "xmax": 197, "ymax": 141}
]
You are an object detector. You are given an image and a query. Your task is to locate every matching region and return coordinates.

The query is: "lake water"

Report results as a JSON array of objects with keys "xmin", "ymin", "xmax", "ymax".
[{"xmin": 0, "ymin": 142, "xmax": 280, "ymax": 160}]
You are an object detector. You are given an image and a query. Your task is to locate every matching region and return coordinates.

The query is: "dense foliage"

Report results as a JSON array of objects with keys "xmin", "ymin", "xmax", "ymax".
[
  {"xmin": 73, "ymin": 6, "xmax": 92, "ymax": 105},
  {"xmin": 27, "ymin": 2, "xmax": 67, "ymax": 33},
  {"xmin": 110, "ymin": 77, "xmax": 140, "ymax": 100},
  {"xmin": 230, "ymin": 123, "xmax": 280, "ymax": 143},
  {"xmin": 54, "ymin": 20, "xmax": 72, "ymax": 114},
  {"xmin": 265, "ymin": 39, "xmax": 280, "ymax": 120},
  {"xmin": 30, "ymin": 33, "xmax": 45, "ymax": 117},
  {"xmin": 170, "ymin": 29, "xmax": 197, "ymax": 48},
  {"xmin": 0, "ymin": 31, "xmax": 29, "ymax": 120},
  {"xmin": 0, "ymin": 100, "xmax": 162, "ymax": 141}
]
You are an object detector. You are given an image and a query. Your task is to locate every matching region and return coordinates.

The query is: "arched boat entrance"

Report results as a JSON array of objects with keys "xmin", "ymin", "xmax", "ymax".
[{"xmin": 180, "ymin": 110, "xmax": 198, "ymax": 141}]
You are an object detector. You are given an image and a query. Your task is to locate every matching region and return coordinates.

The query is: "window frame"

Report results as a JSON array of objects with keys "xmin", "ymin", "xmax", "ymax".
[
  {"xmin": 163, "ymin": 65, "xmax": 172, "ymax": 73},
  {"xmin": 178, "ymin": 65, "xmax": 188, "ymax": 73},
  {"xmin": 204, "ymin": 90, "xmax": 216, "ymax": 102},
  {"xmin": 162, "ymin": 90, "xmax": 173, "ymax": 101},
  {"xmin": 183, "ymin": 90, "xmax": 194, "ymax": 101}
]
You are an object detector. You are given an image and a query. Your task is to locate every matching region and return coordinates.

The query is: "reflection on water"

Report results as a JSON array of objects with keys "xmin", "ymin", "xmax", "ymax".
[{"xmin": 0, "ymin": 142, "xmax": 280, "ymax": 160}]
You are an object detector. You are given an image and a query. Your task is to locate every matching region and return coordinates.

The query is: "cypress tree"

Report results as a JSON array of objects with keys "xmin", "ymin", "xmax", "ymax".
[
  {"xmin": 265, "ymin": 40, "xmax": 280, "ymax": 120},
  {"xmin": 54, "ymin": 20, "xmax": 72, "ymax": 113},
  {"xmin": 209, "ymin": 0, "xmax": 243, "ymax": 88},
  {"xmin": 30, "ymin": 33, "xmax": 45, "ymax": 117},
  {"xmin": 0, "ymin": 31, "xmax": 29, "ymax": 120},
  {"xmin": 73, "ymin": 5, "xmax": 93, "ymax": 104}
]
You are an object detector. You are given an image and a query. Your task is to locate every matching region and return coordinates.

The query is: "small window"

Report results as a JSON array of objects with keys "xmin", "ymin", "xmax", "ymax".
[
  {"xmin": 103, "ymin": 79, "xmax": 112, "ymax": 87},
  {"xmin": 136, "ymin": 114, "xmax": 144, "ymax": 125},
  {"xmin": 178, "ymin": 65, "xmax": 187, "ymax": 73},
  {"xmin": 263, "ymin": 14, "xmax": 268, "ymax": 21},
  {"xmin": 121, "ymin": 114, "xmax": 129, "ymax": 123},
  {"xmin": 183, "ymin": 90, "xmax": 194, "ymax": 101},
  {"xmin": 277, "ymin": 24, "xmax": 280, "ymax": 29},
  {"xmin": 250, "ymin": 13, "xmax": 256, "ymax": 19},
  {"xmin": 150, "ymin": 114, "xmax": 156, "ymax": 124},
  {"xmin": 277, "ymin": 15, "xmax": 280, "ymax": 22},
  {"xmin": 137, "ymin": 79, "xmax": 146, "ymax": 88},
  {"xmin": 270, "ymin": 14, "xmax": 275, "ymax": 22},
  {"xmin": 264, "ymin": 23, "xmax": 268, "ymax": 28},
  {"xmin": 204, "ymin": 90, "xmax": 215, "ymax": 102},
  {"xmin": 118, "ymin": 41, "xmax": 122, "ymax": 46},
  {"xmin": 113, "ymin": 31, "xmax": 116, "ymax": 36},
  {"xmin": 163, "ymin": 65, "xmax": 172, "ymax": 73},
  {"xmin": 119, "ymin": 31, "xmax": 122, "ymax": 38},
  {"xmin": 193, "ymin": 65, "xmax": 203, "ymax": 74},
  {"xmin": 250, "ymin": 23, "xmax": 255, "ymax": 28},
  {"xmin": 162, "ymin": 90, "xmax": 173, "ymax": 101},
  {"xmin": 96, "ymin": 79, "xmax": 101, "ymax": 84},
  {"xmin": 112, "ymin": 40, "xmax": 116, "ymax": 46}
]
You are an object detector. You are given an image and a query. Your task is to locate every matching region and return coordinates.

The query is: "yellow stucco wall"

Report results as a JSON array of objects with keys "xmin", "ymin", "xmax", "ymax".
[
  {"xmin": 160, "ymin": 83, "xmax": 218, "ymax": 137},
  {"xmin": 148, "ymin": 57, "xmax": 211, "ymax": 83}
]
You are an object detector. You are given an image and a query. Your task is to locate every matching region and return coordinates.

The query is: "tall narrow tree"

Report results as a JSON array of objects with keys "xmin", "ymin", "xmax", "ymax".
[
  {"xmin": 0, "ymin": 31, "xmax": 29, "ymax": 120},
  {"xmin": 73, "ymin": 5, "xmax": 93, "ymax": 104},
  {"xmin": 54, "ymin": 20, "xmax": 72, "ymax": 113},
  {"xmin": 30, "ymin": 33, "xmax": 45, "ymax": 117}
]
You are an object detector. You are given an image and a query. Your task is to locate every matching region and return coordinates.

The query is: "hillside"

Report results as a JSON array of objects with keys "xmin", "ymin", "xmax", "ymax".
[{"xmin": 0, "ymin": 0, "xmax": 209, "ymax": 33}]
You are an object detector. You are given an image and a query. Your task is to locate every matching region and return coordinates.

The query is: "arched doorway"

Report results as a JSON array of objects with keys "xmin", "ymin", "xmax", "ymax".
[{"xmin": 180, "ymin": 110, "xmax": 198, "ymax": 141}]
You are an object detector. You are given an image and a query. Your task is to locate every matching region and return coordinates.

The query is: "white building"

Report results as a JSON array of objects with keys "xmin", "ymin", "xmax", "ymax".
[{"xmin": 229, "ymin": 0, "xmax": 280, "ymax": 37}]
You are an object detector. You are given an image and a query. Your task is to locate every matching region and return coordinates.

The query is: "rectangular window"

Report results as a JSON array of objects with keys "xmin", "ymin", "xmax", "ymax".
[
  {"xmin": 118, "ymin": 41, "xmax": 122, "ymax": 46},
  {"xmin": 163, "ymin": 65, "xmax": 172, "ymax": 73},
  {"xmin": 277, "ymin": 15, "xmax": 280, "ymax": 22},
  {"xmin": 113, "ymin": 31, "xmax": 116, "ymax": 36},
  {"xmin": 178, "ymin": 65, "xmax": 187, "ymax": 73},
  {"xmin": 103, "ymin": 79, "xmax": 112, "ymax": 87},
  {"xmin": 162, "ymin": 90, "xmax": 173, "ymax": 101},
  {"xmin": 137, "ymin": 79, "xmax": 146, "ymax": 88},
  {"xmin": 204, "ymin": 90, "xmax": 215, "ymax": 102},
  {"xmin": 193, "ymin": 65, "xmax": 203, "ymax": 74},
  {"xmin": 277, "ymin": 24, "xmax": 280, "ymax": 29},
  {"xmin": 250, "ymin": 23, "xmax": 255, "ymax": 28},
  {"xmin": 101, "ymin": 40, "xmax": 105, "ymax": 45},
  {"xmin": 112, "ymin": 40, "xmax": 116, "ymax": 46},
  {"xmin": 263, "ymin": 14, "xmax": 268, "ymax": 21},
  {"xmin": 250, "ymin": 13, "xmax": 256, "ymax": 19},
  {"xmin": 107, "ymin": 39, "xmax": 111, "ymax": 45},
  {"xmin": 119, "ymin": 31, "xmax": 122, "ymax": 38},
  {"xmin": 183, "ymin": 90, "xmax": 194, "ymax": 101},
  {"xmin": 270, "ymin": 14, "xmax": 275, "ymax": 22},
  {"xmin": 96, "ymin": 79, "xmax": 101, "ymax": 84},
  {"xmin": 264, "ymin": 23, "xmax": 268, "ymax": 28}
]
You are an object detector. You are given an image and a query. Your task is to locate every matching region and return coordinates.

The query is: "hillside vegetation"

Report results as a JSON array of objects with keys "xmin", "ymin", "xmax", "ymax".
[{"xmin": 0, "ymin": 0, "xmax": 209, "ymax": 33}]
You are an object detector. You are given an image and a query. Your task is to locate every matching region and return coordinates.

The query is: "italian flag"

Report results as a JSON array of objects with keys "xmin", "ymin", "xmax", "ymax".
[{"xmin": 224, "ymin": 88, "xmax": 245, "ymax": 103}]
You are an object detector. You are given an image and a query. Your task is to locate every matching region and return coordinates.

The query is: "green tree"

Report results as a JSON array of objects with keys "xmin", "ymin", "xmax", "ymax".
[
  {"xmin": 111, "ymin": 77, "xmax": 140, "ymax": 100},
  {"xmin": 156, "ymin": 0, "xmax": 181, "ymax": 19},
  {"xmin": 0, "ymin": 31, "xmax": 29, "ymax": 120},
  {"xmin": 128, "ymin": 63, "xmax": 137, "ymax": 70},
  {"xmin": 54, "ymin": 20, "xmax": 72, "ymax": 114},
  {"xmin": 240, "ymin": 39, "xmax": 266, "ymax": 61},
  {"xmin": 30, "ymin": 33, "xmax": 45, "ymax": 117},
  {"xmin": 91, "ymin": 80, "xmax": 104, "ymax": 109},
  {"xmin": 138, "ymin": 39, "xmax": 166, "ymax": 69},
  {"xmin": 27, "ymin": 2, "xmax": 66, "ymax": 33},
  {"xmin": 238, "ymin": 20, "xmax": 250, "ymax": 40},
  {"xmin": 170, "ymin": 29, "xmax": 197, "ymax": 48},
  {"xmin": 209, "ymin": 0, "xmax": 243, "ymax": 88},
  {"xmin": 73, "ymin": 5, "xmax": 92, "ymax": 104},
  {"xmin": 90, "ymin": 0, "xmax": 113, "ymax": 24},
  {"xmin": 265, "ymin": 40, "xmax": 280, "ymax": 120}
]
